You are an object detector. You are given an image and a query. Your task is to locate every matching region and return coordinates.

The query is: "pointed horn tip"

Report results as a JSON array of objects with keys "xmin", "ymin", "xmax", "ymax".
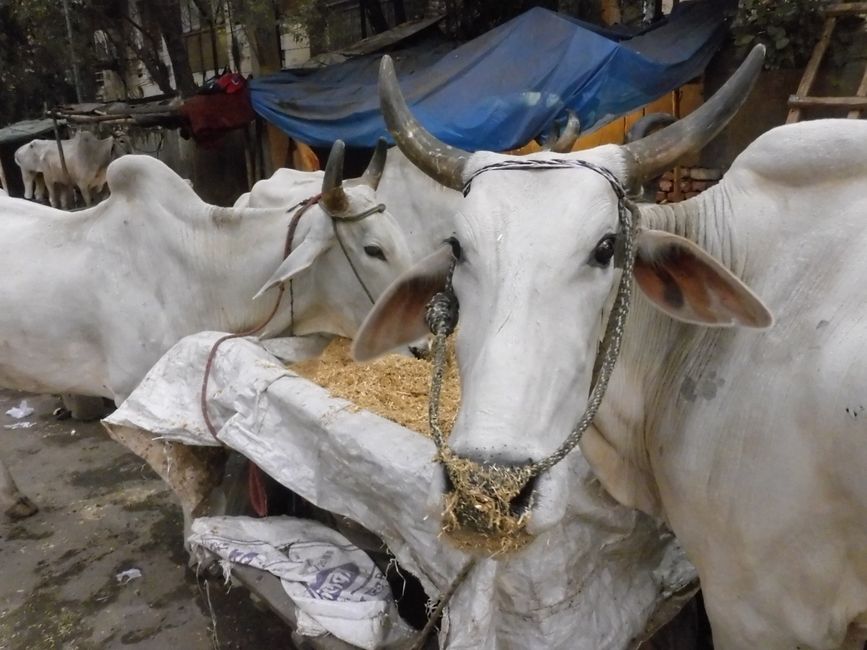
[
  {"xmin": 330, "ymin": 139, "xmax": 346, "ymax": 157},
  {"xmin": 379, "ymin": 55, "xmax": 396, "ymax": 81}
]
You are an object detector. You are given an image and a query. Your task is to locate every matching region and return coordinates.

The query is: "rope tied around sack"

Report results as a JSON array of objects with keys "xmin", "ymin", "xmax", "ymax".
[{"xmin": 427, "ymin": 158, "xmax": 640, "ymax": 554}]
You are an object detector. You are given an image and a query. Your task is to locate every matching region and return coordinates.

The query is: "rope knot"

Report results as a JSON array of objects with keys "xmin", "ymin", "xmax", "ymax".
[{"xmin": 425, "ymin": 290, "xmax": 459, "ymax": 337}]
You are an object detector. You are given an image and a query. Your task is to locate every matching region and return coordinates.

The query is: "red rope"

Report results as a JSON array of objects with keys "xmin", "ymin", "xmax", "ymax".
[{"xmin": 199, "ymin": 193, "xmax": 321, "ymax": 517}]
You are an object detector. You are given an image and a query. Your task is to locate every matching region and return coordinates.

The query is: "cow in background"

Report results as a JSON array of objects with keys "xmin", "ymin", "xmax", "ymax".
[
  {"xmin": 0, "ymin": 142, "xmax": 411, "ymax": 534},
  {"xmin": 14, "ymin": 130, "xmax": 131, "ymax": 208}
]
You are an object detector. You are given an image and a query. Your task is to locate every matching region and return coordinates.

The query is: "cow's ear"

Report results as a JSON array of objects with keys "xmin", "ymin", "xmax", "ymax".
[
  {"xmin": 254, "ymin": 217, "xmax": 333, "ymax": 300},
  {"xmin": 633, "ymin": 230, "xmax": 773, "ymax": 328},
  {"xmin": 352, "ymin": 245, "xmax": 453, "ymax": 361}
]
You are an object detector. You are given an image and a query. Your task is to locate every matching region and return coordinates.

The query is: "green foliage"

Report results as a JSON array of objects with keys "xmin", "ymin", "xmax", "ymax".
[
  {"xmin": 731, "ymin": 0, "xmax": 822, "ymax": 70},
  {"xmin": 0, "ymin": 2, "xmax": 73, "ymax": 124}
]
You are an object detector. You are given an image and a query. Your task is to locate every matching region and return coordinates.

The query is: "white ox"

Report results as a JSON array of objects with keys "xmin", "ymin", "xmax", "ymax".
[
  {"xmin": 353, "ymin": 46, "xmax": 867, "ymax": 650},
  {"xmin": 0, "ymin": 144, "xmax": 411, "ymax": 524},
  {"xmin": 14, "ymin": 130, "xmax": 130, "ymax": 208}
]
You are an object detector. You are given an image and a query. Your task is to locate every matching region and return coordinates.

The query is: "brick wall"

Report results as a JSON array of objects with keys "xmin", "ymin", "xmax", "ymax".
[{"xmin": 655, "ymin": 166, "xmax": 722, "ymax": 203}]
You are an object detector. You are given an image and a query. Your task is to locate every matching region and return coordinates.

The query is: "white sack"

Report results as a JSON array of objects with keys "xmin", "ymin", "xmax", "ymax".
[
  {"xmin": 105, "ymin": 332, "xmax": 697, "ymax": 649},
  {"xmin": 189, "ymin": 516, "xmax": 413, "ymax": 649}
]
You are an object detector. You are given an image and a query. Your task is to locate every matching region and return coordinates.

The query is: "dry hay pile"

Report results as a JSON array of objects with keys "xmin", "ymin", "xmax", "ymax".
[
  {"xmin": 292, "ymin": 337, "xmax": 535, "ymax": 556},
  {"xmin": 290, "ymin": 337, "xmax": 459, "ymax": 436}
]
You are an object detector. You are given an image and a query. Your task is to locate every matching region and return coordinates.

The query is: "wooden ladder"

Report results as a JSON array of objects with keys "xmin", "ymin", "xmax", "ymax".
[{"xmin": 787, "ymin": 2, "xmax": 867, "ymax": 123}]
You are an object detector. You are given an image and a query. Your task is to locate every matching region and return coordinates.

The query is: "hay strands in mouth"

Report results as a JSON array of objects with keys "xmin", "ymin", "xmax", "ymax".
[{"xmin": 438, "ymin": 449, "xmax": 535, "ymax": 556}]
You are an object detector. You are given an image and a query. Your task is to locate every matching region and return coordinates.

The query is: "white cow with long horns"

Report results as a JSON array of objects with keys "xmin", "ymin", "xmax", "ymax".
[
  {"xmin": 0, "ymin": 141, "xmax": 411, "ymax": 527},
  {"xmin": 353, "ymin": 44, "xmax": 867, "ymax": 650}
]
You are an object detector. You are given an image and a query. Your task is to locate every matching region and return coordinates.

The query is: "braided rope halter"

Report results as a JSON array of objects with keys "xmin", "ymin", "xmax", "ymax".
[{"xmin": 425, "ymin": 158, "xmax": 640, "ymax": 554}]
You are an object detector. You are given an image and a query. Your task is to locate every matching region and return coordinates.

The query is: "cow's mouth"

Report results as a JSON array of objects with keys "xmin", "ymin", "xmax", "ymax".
[{"xmin": 438, "ymin": 458, "xmax": 537, "ymax": 556}]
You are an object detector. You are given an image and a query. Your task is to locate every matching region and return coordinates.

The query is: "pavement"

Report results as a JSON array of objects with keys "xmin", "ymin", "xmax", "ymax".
[{"xmin": 0, "ymin": 389, "xmax": 290, "ymax": 650}]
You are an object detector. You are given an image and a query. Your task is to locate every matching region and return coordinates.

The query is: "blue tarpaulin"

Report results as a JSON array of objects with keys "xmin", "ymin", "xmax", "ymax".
[{"xmin": 251, "ymin": 1, "xmax": 734, "ymax": 151}]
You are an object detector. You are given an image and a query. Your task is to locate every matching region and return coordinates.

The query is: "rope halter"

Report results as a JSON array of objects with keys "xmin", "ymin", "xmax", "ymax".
[{"xmin": 426, "ymin": 158, "xmax": 639, "ymax": 554}]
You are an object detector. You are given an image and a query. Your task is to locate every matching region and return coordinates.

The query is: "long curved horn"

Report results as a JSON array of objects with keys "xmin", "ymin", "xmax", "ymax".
[
  {"xmin": 322, "ymin": 139, "xmax": 348, "ymax": 212},
  {"xmin": 359, "ymin": 137, "xmax": 387, "ymax": 190},
  {"xmin": 624, "ymin": 112, "xmax": 676, "ymax": 144},
  {"xmin": 378, "ymin": 55, "xmax": 470, "ymax": 191},
  {"xmin": 622, "ymin": 44, "xmax": 765, "ymax": 184},
  {"xmin": 545, "ymin": 111, "xmax": 581, "ymax": 153}
]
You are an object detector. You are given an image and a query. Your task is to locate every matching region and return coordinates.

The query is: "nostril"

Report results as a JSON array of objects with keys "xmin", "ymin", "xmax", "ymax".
[
  {"xmin": 442, "ymin": 467, "xmax": 455, "ymax": 494},
  {"xmin": 508, "ymin": 475, "xmax": 537, "ymax": 516}
]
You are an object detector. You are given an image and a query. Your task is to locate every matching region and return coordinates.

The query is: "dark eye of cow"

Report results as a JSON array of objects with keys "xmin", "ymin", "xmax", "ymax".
[
  {"xmin": 364, "ymin": 245, "xmax": 387, "ymax": 261},
  {"xmin": 591, "ymin": 234, "xmax": 617, "ymax": 267}
]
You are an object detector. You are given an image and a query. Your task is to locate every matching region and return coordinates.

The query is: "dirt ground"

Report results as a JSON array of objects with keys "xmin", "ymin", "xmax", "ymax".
[{"xmin": 0, "ymin": 388, "xmax": 292, "ymax": 650}]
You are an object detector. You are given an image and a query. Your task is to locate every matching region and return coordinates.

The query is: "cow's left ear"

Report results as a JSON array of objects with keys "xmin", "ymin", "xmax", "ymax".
[
  {"xmin": 254, "ymin": 217, "xmax": 333, "ymax": 299},
  {"xmin": 633, "ymin": 230, "xmax": 773, "ymax": 328}
]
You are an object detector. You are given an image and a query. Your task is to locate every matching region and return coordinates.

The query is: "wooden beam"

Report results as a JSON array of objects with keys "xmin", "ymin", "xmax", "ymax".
[
  {"xmin": 788, "ymin": 95, "xmax": 867, "ymax": 108},
  {"xmin": 824, "ymin": 3, "xmax": 867, "ymax": 16},
  {"xmin": 787, "ymin": 16, "xmax": 837, "ymax": 123}
]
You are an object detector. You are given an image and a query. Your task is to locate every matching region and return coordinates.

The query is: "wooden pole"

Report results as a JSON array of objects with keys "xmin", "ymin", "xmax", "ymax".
[
  {"xmin": 46, "ymin": 104, "xmax": 71, "ymax": 184},
  {"xmin": 46, "ymin": 102, "xmax": 73, "ymax": 209}
]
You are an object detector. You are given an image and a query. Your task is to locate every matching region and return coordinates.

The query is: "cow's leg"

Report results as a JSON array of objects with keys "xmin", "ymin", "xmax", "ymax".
[
  {"xmin": 46, "ymin": 182, "xmax": 59, "ymax": 208},
  {"xmin": 21, "ymin": 170, "xmax": 35, "ymax": 200},
  {"xmin": 104, "ymin": 425, "xmax": 228, "ymax": 543},
  {"xmin": 34, "ymin": 175, "xmax": 46, "ymax": 203},
  {"xmin": 0, "ymin": 454, "xmax": 38, "ymax": 521},
  {"xmin": 59, "ymin": 185, "xmax": 71, "ymax": 210},
  {"xmin": 79, "ymin": 186, "xmax": 92, "ymax": 206}
]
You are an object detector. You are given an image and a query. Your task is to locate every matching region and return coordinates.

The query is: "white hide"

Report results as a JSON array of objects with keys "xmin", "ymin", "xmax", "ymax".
[
  {"xmin": 362, "ymin": 120, "xmax": 867, "ymax": 649},
  {"xmin": 0, "ymin": 155, "xmax": 411, "ymax": 403},
  {"xmin": 376, "ymin": 147, "xmax": 463, "ymax": 260},
  {"xmin": 14, "ymin": 139, "xmax": 71, "ymax": 208}
]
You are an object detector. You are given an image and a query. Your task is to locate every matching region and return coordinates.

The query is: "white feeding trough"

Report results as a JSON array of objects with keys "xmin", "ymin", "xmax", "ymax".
[{"xmin": 104, "ymin": 331, "xmax": 697, "ymax": 649}]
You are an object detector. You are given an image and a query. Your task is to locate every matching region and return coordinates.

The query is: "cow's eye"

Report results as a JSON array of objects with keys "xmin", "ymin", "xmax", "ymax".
[
  {"xmin": 364, "ymin": 245, "xmax": 386, "ymax": 261},
  {"xmin": 591, "ymin": 234, "xmax": 617, "ymax": 267}
]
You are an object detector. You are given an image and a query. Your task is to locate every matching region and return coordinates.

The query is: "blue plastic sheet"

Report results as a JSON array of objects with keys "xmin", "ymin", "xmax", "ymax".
[{"xmin": 251, "ymin": 1, "xmax": 734, "ymax": 151}]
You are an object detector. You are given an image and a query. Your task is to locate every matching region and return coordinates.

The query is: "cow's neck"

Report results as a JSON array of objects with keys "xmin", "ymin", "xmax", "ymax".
[
  {"xmin": 198, "ymin": 204, "xmax": 328, "ymax": 336},
  {"xmin": 589, "ymin": 185, "xmax": 741, "ymax": 518}
]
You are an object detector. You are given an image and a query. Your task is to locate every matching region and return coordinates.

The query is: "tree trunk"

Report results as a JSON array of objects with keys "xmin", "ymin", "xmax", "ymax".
[
  {"xmin": 119, "ymin": 4, "xmax": 176, "ymax": 96},
  {"xmin": 362, "ymin": 0, "xmax": 390, "ymax": 34},
  {"xmin": 150, "ymin": 0, "xmax": 197, "ymax": 97}
]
